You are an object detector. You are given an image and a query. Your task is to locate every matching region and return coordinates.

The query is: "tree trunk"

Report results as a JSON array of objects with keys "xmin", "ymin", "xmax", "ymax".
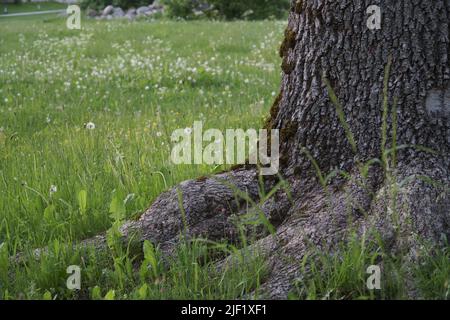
[{"xmin": 71, "ymin": 0, "xmax": 450, "ymax": 298}]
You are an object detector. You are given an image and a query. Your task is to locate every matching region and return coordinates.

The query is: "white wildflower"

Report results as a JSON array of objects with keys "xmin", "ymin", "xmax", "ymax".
[
  {"xmin": 85, "ymin": 122, "xmax": 96, "ymax": 130},
  {"xmin": 50, "ymin": 185, "xmax": 57, "ymax": 194}
]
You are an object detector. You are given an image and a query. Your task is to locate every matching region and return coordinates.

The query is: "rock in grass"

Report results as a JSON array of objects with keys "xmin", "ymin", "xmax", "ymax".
[
  {"xmin": 125, "ymin": 9, "xmax": 137, "ymax": 20},
  {"xmin": 102, "ymin": 5, "xmax": 114, "ymax": 16},
  {"xmin": 113, "ymin": 7, "xmax": 125, "ymax": 17},
  {"xmin": 150, "ymin": 4, "xmax": 164, "ymax": 10},
  {"xmin": 86, "ymin": 8, "xmax": 97, "ymax": 17},
  {"xmin": 126, "ymin": 8, "xmax": 136, "ymax": 15},
  {"xmin": 136, "ymin": 6, "xmax": 150, "ymax": 16}
]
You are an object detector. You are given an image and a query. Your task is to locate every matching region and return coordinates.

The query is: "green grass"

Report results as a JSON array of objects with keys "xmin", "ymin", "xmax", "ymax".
[
  {"xmin": 289, "ymin": 234, "xmax": 450, "ymax": 300},
  {"xmin": 0, "ymin": 16, "xmax": 448, "ymax": 300},
  {"xmin": 1, "ymin": 1, "xmax": 66, "ymax": 14},
  {"xmin": 0, "ymin": 16, "xmax": 282, "ymax": 299}
]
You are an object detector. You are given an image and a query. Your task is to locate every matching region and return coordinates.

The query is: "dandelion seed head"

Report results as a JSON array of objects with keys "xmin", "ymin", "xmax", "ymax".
[
  {"xmin": 85, "ymin": 122, "xmax": 96, "ymax": 130},
  {"xmin": 50, "ymin": 185, "xmax": 57, "ymax": 194}
]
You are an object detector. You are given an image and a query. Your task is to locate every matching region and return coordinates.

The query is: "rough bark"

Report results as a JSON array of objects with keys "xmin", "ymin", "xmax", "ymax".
[{"xmin": 21, "ymin": 0, "xmax": 450, "ymax": 298}]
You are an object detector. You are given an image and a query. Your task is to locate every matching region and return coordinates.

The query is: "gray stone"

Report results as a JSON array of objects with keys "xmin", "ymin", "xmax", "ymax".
[
  {"xmin": 149, "ymin": 2, "xmax": 164, "ymax": 11},
  {"xmin": 86, "ymin": 8, "xmax": 97, "ymax": 17},
  {"xmin": 102, "ymin": 5, "xmax": 114, "ymax": 16},
  {"xmin": 136, "ymin": 6, "xmax": 150, "ymax": 15},
  {"xmin": 112, "ymin": 7, "xmax": 125, "ymax": 17},
  {"xmin": 126, "ymin": 8, "xmax": 136, "ymax": 15}
]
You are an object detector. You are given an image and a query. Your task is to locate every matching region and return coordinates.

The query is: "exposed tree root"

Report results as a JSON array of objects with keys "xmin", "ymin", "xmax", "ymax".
[{"xmin": 14, "ymin": 154, "xmax": 449, "ymax": 299}]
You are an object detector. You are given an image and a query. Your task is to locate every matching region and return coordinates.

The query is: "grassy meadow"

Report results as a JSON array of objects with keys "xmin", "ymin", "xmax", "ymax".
[
  {"xmin": 0, "ymin": 15, "xmax": 283, "ymax": 299},
  {"xmin": 0, "ymin": 14, "xmax": 448, "ymax": 300}
]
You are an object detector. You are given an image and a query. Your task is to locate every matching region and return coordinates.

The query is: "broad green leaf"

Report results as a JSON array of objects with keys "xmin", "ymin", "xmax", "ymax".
[
  {"xmin": 104, "ymin": 290, "xmax": 116, "ymax": 300},
  {"xmin": 109, "ymin": 194, "xmax": 125, "ymax": 221},
  {"xmin": 138, "ymin": 284, "xmax": 148, "ymax": 299},
  {"xmin": 43, "ymin": 291, "xmax": 52, "ymax": 300},
  {"xmin": 91, "ymin": 286, "xmax": 102, "ymax": 300},
  {"xmin": 43, "ymin": 205, "xmax": 55, "ymax": 222}
]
